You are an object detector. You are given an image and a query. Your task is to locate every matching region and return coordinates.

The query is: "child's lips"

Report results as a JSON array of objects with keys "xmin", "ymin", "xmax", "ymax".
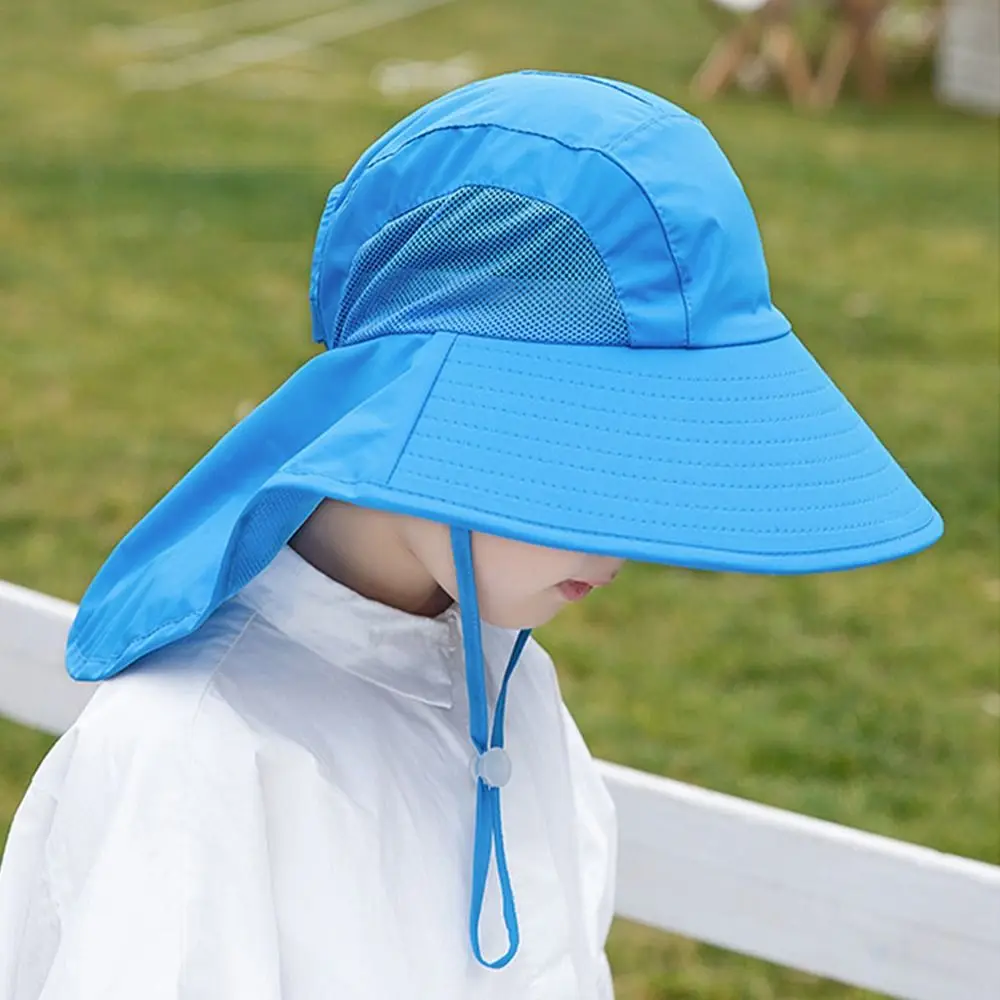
[{"xmin": 558, "ymin": 580, "xmax": 595, "ymax": 601}]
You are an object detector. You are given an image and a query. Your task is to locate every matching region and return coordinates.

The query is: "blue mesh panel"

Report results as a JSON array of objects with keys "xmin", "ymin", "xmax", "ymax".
[{"xmin": 332, "ymin": 185, "xmax": 630, "ymax": 347}]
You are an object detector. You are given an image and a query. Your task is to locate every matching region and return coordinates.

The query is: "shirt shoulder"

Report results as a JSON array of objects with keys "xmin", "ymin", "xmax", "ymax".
[
  {"xmin": 67, "ymin": 600, "xmax": 260, "ymax": 757},
  {"xmin": 17, "ymin": 602, "xmax": 272, "ymax": 872}
]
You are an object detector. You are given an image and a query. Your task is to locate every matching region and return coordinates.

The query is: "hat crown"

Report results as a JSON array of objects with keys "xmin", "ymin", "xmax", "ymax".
[{"xmin": 310, "ymin": 71, "xmax": 790, "ymax": 352}]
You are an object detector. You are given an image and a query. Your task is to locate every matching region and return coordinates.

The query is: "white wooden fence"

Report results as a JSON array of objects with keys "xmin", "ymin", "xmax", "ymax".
[
  {"xmin": 936, "ymin": 0, "xmax": 1000, "ymax": 114},
  {"xmin": 1, "ymin": 578, "xmax": 999, "ymax": 999}
]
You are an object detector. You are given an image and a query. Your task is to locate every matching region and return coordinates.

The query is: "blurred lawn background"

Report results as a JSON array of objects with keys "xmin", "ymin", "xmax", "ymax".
[{"xmin": 1, "ymin": 1, "xmax": 998, "ymax": 996}]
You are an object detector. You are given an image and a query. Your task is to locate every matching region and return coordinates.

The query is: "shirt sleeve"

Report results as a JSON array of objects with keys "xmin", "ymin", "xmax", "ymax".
[{"xmin": 0, "ymin": 676, "xmax": 286, "ymax": 1000}]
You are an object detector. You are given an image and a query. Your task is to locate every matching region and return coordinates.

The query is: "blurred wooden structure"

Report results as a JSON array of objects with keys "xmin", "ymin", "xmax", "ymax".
[
  {"xmin": 692, "ymin": 0, "xmax": 814, "ymax": 106},
  {"xmin": 812, "ymin": 0, "xmax": 890, "ymax": 107},
  {"xmin": 2, "ymin": 576, "xmax": 1000, "ymax": 997},
  {"xmin": 692, "ymin": 0, "xmax": 931, "ymax": 108}
]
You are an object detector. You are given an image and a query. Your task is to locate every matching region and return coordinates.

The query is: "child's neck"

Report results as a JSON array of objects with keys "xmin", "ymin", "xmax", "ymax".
[{"xmin": 288, "ymin": 499, "xmax": 454, "ymax": 619}]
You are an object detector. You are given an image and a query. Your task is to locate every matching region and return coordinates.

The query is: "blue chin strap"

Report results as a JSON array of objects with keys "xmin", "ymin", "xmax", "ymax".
[{"xmin": 450, "ymin": 526, "xmax": 532, "ymax": 969}]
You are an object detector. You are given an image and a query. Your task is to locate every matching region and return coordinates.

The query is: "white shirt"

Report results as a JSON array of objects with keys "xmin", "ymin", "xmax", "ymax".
[{"xmin": 0, "ymin": 546, "xmax": 617, "ymax": 999}]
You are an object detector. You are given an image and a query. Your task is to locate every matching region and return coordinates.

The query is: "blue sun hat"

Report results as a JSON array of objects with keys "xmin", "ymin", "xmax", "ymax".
[{"xmin": 66, "ymin": 70, "xmax": 942, "ymax": 967}]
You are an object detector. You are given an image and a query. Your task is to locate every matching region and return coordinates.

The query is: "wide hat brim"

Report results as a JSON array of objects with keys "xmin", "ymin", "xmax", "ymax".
[{"xmin": 282, "ymin": 329, "xmax": 942, "ymax": 574}]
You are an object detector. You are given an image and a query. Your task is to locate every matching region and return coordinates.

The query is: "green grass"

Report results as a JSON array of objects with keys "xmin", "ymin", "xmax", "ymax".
[{"xmin": 1, "ymin": 1, "xmax": 998, "ymax": 996}]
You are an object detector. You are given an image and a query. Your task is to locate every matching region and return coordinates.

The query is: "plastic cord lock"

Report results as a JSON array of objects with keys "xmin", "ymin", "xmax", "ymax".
[{"xmin": 472, "ymin": 747, "xmax": 513, "ymax": 788}]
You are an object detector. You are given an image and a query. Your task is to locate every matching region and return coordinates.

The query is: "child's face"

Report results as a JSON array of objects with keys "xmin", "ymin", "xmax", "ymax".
[{"xmin": 402, "ymin": 518, "xmax": 626, "ymax": 630}]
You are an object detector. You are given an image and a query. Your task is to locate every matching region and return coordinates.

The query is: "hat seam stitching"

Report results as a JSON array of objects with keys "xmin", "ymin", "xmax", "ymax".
[
  {"xmin": 452, "ymin": 354, "xmax": 808, "ymax": 383},
  {"xmin": 386, "ymin": 333, "xmax": 460, "ymax": 483},
  {"xmin": 405, "ymin": 446, "xmax": 897, "ymax": 494},
  {"xmin": 437, "ymin": 376, "xmax": 829, "ymax": 405},
  {"xmin": 414, "ymin": 420, "xmax": 868, "ymax": 464},
  {"xmin": 424, "ymin": 402, "xmax": 850, "ymax": 432},
  {"xmin": 311, "ymin": 183, "xmax": 345, "ymax": 347},
  {"xmin": 390, "ymin": 469, "xmax": 924, "ymax": 534},
  {"xmin": 517, "ymin": 70, "xmax": 668, "ymax": 111},
  {"xmin": 380, "ymin": 478, "xmax": 938, "ymax": 550},
  {"xmin": 605, "ymin": 114, "xmax": 694, "ymax": 344}
]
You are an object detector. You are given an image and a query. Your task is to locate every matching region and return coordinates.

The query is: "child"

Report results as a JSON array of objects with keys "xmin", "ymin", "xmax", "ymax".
[{"xmin": 0, "ymin": 70, "xmax": 941, "ymax": 999}]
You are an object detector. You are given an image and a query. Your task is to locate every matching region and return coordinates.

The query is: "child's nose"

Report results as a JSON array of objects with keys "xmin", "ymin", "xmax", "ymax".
[{"xmin": 595, "ymin": 559, "xmax": 625, "ymax": 583}]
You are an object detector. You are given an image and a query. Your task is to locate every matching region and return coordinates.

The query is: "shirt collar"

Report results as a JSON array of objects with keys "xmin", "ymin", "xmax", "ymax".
[{"xmin": 235, "ymin": 545, "xmax": 461, "ymax": 708}]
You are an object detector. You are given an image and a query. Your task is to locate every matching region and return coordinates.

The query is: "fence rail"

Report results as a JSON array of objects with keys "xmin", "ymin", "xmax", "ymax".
[{"xmin": 1, "ymin": 578, "xmax": 998, "ymax": 1000}]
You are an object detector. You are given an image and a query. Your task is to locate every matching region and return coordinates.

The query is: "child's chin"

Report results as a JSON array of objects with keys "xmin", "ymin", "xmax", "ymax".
[{"xmin": 482, "ymin": 603, "xmax": 556, "ymax": 631}]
